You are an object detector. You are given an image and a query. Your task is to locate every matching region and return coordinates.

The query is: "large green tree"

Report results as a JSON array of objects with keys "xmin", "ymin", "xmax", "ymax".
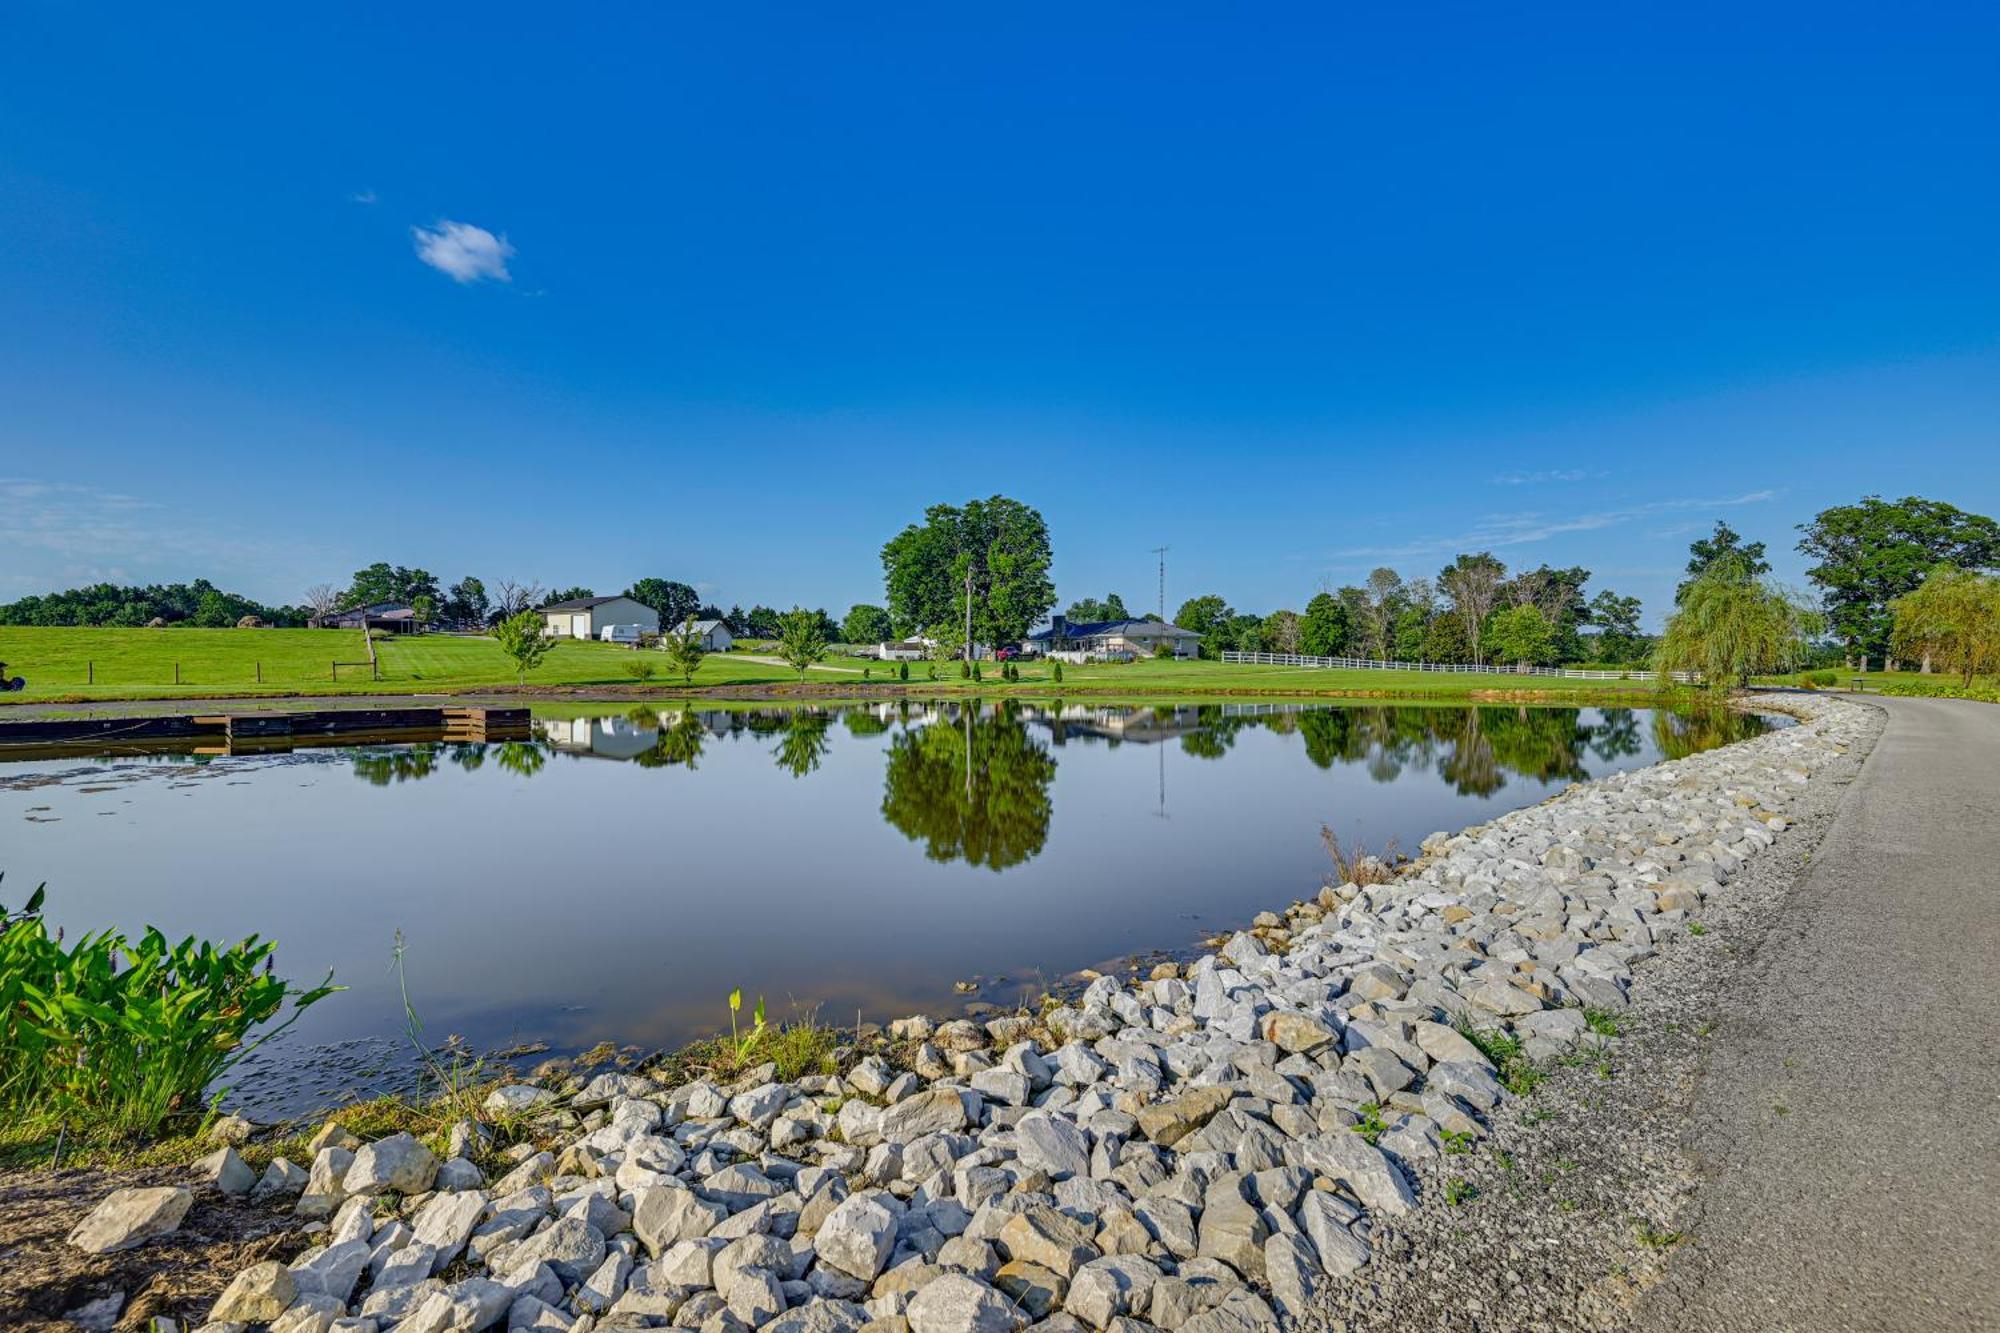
[
  {"xmin": 842, "ymin": 604, "xmax": 894, "ymax": 644},
  {"xmin": 1677, "ymin": 521, "xmax": 1770, "ymax": 602},
  {"xmin": 1437, "ymin": 553, "xmax": 1507, "ymax": 666},
  {"xmin": 1657, "ymin": 557, "xmax": 1820, "ymax": 690},
  {"xmin": 1890, "ymin": 565, "xmax": 2000, "ymax": 684},
  {"xmin": 1299, "ymin": 592, "xmax": 1351, "ymax": 658},
  {"xmin": 442, "ymin": 576, "xmax": 489, "ymax": 627},
  {"xmin": 1586, "ymin": 589, "xmax": 1646, "ymax": 662},
  {"xmin": 1064, "ymin": 593, "xmax": 1130, "ymax": 623},
  {"xmin": 1173, "ymin": 595, "xmax": 1233, "ymax": 658},
  {"xmin": 1798, "ymin": 496, "xmax": 2000, "ymax": 665},
  {"xmin": 881, "ymin": 496, "xmax": 1056, "ymax": 652},
  {"xmin": 626, "ymin": 578, "xmax": 701, "ymax": 628},
  {"xmin": 1482, "ymin": 604, "xmax": 1555, "ymax": 668},
  {"xmin": 341, "ymin": 563, "xmax": 441, "ymax": 610}
]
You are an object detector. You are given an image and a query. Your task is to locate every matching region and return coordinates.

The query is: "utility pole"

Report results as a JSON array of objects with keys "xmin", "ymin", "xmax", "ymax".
[{"xmin": 1151, "ymin": 546, "xmax": 1169, "ymax": 619}]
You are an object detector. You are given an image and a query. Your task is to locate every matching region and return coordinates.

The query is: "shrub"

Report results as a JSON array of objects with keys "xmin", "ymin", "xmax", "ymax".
[
  {"xmin": 898, "ymin": 661, "xmax": 909, "ymax": 682},
  {"xmin": 1810, "ymin": 669, "xmax": 1838, "ymax": 687},
  {"xmin": 1052, "ymin": 661, "xmax": 1064, "ymax": 683},
  {"xmin": 0, "ymin": 881, "xmax": 340, "ymax": 1145}
]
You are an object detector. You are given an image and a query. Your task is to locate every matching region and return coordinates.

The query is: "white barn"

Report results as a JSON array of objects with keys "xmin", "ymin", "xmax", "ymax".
[{"xmin": 540, "ymin": 595, "xmax": 661, "ymax": 640}]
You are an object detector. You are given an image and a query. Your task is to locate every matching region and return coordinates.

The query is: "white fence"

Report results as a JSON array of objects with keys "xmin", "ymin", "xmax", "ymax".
[{"xmin": 1221, "ymin": 651, "xmax": 1695, "ymax": 683}]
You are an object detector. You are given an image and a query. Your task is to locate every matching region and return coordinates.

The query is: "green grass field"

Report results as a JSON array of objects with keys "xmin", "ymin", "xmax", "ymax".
[{"xmin": 0, "ymin": 624, "xmax": 1686, "ymax": 706}]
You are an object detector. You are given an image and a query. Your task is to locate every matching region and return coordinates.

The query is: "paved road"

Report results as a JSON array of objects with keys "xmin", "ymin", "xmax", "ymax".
[{"xmin": 1639, "ymin": 694, "xmax": 2000, "ymax": 1332}]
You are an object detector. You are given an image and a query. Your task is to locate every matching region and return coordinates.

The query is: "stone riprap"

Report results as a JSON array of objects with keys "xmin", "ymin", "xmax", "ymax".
[{"xmin": 185, "ymin": 695, "xmax": 1866, "ymax": 1333}]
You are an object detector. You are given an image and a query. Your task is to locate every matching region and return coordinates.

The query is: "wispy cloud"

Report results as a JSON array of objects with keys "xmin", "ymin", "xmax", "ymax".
[
  {"xmin": 348, "ymin": 188, "xmax": 378, "ymax": 205},
  {"xmin": 1321, "ymin": 489, "xmax": 1781, "ymax": 562},
  {"xmin": 412, "ymin": 220, "xmax": 515, "ymax": 283},
  {"xmin": 0, "ymin": 478, "xmax": 332, "ymax": 597},
  {"xmin": 1492, "ymin": 467, "xmax": 1609, "ymax": 486}
]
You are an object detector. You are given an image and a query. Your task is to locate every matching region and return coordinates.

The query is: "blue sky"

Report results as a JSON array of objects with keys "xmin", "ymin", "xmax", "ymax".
[{"xmin": 2, "ymin": 3, "xmax": 1995, "ymax": 626}]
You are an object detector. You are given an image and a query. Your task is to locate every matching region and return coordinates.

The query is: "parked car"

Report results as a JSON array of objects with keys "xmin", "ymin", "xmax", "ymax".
[{"xmin": 995, "ymin": 647, "xmax": 1019, "ymax": 661}]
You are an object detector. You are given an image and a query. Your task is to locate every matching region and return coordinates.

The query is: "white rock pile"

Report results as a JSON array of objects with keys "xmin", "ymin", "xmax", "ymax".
[{"xmin": 181, "ymin": 696, "xmax": 1866, "ymax": 1333}]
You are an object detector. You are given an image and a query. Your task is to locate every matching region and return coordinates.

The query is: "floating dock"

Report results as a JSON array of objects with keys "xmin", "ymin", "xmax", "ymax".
[{"xmin": 0, "ymin": 705, "xmax": 533, "ymax": 755}]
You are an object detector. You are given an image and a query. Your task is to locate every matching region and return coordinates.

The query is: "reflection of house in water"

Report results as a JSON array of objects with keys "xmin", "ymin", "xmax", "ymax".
[
  {"xmin": 1030, "ymin": 701, "xmax": 1302, "ymax": 746},
  {"xmin": 539, "ymin": 715, "xmax": 664, "ymax": 760}
]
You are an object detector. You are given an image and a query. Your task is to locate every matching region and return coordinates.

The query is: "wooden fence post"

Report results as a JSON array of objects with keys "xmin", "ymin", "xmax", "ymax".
[
  {"xmin": 256, "ymin": 661, "xmax": 262, "ymax": 683},
  {"xmin": 174, "ymin": 662, "xmax": 181, "ymax": 685},
  {"xmin": 87, "ymin": 660, "xmax": 94, "ymax": 685}
]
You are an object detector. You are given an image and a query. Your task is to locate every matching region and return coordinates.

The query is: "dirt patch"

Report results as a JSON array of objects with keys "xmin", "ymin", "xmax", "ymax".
[{"xmin": 0, "ymin": 1166, "xmax": 307, "ymax": 1331}]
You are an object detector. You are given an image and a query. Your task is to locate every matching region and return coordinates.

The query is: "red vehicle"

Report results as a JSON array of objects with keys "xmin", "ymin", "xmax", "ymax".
[{"xmin": 994, "ymin": 647, "xmax": 1019, "ymax": 661}]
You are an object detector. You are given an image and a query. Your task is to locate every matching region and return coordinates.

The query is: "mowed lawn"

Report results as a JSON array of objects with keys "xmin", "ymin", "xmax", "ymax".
[
  {"xmin": 0, "ymin": 625, "xmax": 1677, "ymax": 705},
  {"xmin": 0, "ymin": 627, "xmax": 863, "ymax": 703}
]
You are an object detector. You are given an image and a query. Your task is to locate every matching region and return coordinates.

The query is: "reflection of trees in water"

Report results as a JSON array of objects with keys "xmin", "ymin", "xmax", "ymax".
[
  {"xmin": 844, "ymin": 710, "xmax": 892, "ymax": 738},
  {"xmin": 492, "ymin": 741, "xmax": 546, "ymax": 778},
  {"xmin": 449, "ymin": 743, "xmax": 486, "ymax": 772},
  {"xmin": 349, "ymin": 743, "xmax": 442, "ymax": 786},
  {"xmin": 1590, "ymin": 709, "xmax": 1644, "ymax": 763},
  {"xmin": 1652, "ymin": 706, "xmax": 1765, "ymax": 761},
  {"xmin": 772, "ymin": 710, "xmax": 833, "ymax": 779},
  {"xmin": 632, "ymin": 711, "xmax": 706, "ymax": 769},
  {"xmin": 880, "ymin": 701, "xmax": 1056, "ymax": 870}
]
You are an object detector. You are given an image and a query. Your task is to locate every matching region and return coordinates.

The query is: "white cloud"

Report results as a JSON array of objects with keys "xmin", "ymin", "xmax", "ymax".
[
  {"xmin": 1322, "ymin": 489, "xmax": 1781, "ymax": 562},
  {"xmin": 349, "ymin": 188, "xmax": 378, "ymax": 205},
  {"xmin": 411, "ymin": 220, "xmax": 515, "ymax": 284},
  {"xmin": 1492, "ymin": 467, "xmax": 1607, "ymax": 486}
]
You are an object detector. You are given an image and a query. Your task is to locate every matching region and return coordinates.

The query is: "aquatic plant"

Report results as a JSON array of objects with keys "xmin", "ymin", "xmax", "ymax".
[{"xmin": 0, "ymin": 878, "xmax": 340, "ymax": 1146}]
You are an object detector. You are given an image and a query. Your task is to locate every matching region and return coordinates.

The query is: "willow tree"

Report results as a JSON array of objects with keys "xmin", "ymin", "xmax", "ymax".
[
  {"xmin": 1890, "ymin": 564, "xmax": 2000, "ymax": 685},
  {"xmin": 1656, "ymin": 557, "xmax": 1820, "ymax": 692}
]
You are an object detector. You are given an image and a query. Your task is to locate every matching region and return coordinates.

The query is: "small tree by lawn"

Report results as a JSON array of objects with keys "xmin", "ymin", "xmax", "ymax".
[
  {"xmin": 1657, "ymin": 557, "xmax": 1820, "ymax": 692},
  {"xmin": 776, "ymin": 606, "xmax": 827, "ymax": 679},
  {"xmin": 493, "ymin": 609, "xmax": 554, "ymax": 683},
  {"xmin": 661, "ymin": 616, "xmax": 708, "ymax": 686}
]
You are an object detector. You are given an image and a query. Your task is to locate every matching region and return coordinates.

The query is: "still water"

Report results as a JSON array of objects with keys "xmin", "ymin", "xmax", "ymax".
[{"xmin": 1, "ymin": 701, "xmax": 1767, "ymax": 1112}]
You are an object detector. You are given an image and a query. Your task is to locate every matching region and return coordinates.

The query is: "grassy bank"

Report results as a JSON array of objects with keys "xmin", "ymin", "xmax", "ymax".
[
  {"xmin": 0, "ymin": 625, "xmax": 1666, "ymax": 705},
  {"xmin": 1758, "ymin": 667, "xmax": 2000, "ymax": 704}
]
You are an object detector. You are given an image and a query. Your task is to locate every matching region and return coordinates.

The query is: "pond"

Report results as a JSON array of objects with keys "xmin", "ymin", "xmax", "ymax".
[{"xmin": 1, "ymin": 700, "xmax": 1771, "ymax": 1114}]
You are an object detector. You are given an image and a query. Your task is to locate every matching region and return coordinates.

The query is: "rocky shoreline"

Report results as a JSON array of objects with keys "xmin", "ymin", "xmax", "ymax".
[{"xmin": 65, "ymin": 693, "xmax": 1874, "ymax": 1333}]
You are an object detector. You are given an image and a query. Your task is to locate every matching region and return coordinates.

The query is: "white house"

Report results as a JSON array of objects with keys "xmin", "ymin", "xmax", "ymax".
[
  {"xmin": 540, "ymin": 595, "xmax": 661, "ymax": 640},
  {"xmin": 1026, "ymin": 616, "xmax": 1202, "ymax": 662},
  {"xmin": 875, "ymin": 638, "xmax": 932, "ymax": 662},
  {"xmin": 669, "ymin": 618, "xmax": 735, "ymax": 651}
]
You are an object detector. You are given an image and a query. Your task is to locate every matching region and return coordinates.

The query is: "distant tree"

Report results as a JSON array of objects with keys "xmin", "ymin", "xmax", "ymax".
[
  {"xmin": 1438, "ymin": 553, "xmax": 1507, "ymax": 666},
  {"xmin": 776, "ymin": 606, "xmax": 828, "ymax": 679},
  {"xmin": 745, "ymin": 605, "xmax": 782, "ymax": 638},
  {"xmin": 1678, "ymin": 521, "xmax": 1770, "ymax": 602},
  {"xmin": 489, "ymin": 579, "xmax": 544, "ymax": 622},
  {"xmin": 1392, "ymin": 605, "xmax": 1431, "ymax": 661},
  {"xmin": 1657, "ymin": 557, "xmax": 1820, "ymax": 691},
  {"xmin": 1586, "ymin": 590, "xmax": 1646, "ymax": 662},
  {"xmin": 341, "ymin": 563, "xmax": 440, "ymax": 610},
  {"xmin": 1890, "ymin": 565, "xmax": 2000, "ymax": 684},
  {"xmin": 304, "ymin": 584, "xmax": 341, "ymax": 619},
  {"xmin": 1173, "ymin": 595, "xmax": 1233, "ymax": 658},
  {"xmin": 724, "ymin": 604, "xmax": 749, "ymax": 634},
  {"xmin": 410, "ymin": 593, "xmax": 437, "ymax": 631},
  {"xmin": 880, "ymin": 495, "xmax": 1056, "ymax": 651},
  {"xmin": 1064, "ymin": 593, "xmax": 1130, "ymax": 623},
  {"xmin": 661, "ymin": 616, "xmax": 708, "ymax": 686},
  {"xmin": 545, "ymin": 585, "xmax": 595, "ymax": 605},
  {"xmin": 1422, "ymin": 611, "xmax": 1474, "ymax": 664},
  {"xmin": 493, "ymin": 609, "xmax": 554, "ymax": 682},
  {"xmin": 1482, "ymin": 605, "xmax": 1555, "ymax": 668},
  {"xmin": 442, "ymin": 576, "xmax": 489, "ymax": 627},
  {"xmin": 1503, "ymin": 564, "xmax": 1591, "ymax": 661},
  {"xmin": 842, "ymin": 604, "xmax": 894, "ymax": 644},
  {"xmin": 1299, "ymin": 593, "xmax": 1350, "ymax": 658},
  {"xmin": 1225, "ymin": 612, "xmax": 1265, "ymax": 654},
  {"xmin": 626, "ymin": 578, "xmax": 701, "ymax": 628},
  {"xmin": 1262, "ymin": 609, "xmax": 1302, "ymax": 655},
  {"xmin": 1798, "ymin": 496, "xmax": 2000, "ymax": 666}
]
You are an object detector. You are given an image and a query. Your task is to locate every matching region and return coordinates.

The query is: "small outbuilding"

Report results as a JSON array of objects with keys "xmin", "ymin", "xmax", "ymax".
[
  {"xmin": 540, "ymin": 595, "xmax": 661, "ymax": 640},
  {"xmin": 669, "ymin": 618, "xmax": 735, "ymax": 652}
]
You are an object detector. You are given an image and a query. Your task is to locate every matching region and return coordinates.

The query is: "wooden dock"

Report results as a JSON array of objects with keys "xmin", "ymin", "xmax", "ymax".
[{"xmin": 0, "ymin": 705, "xmax": 533, "ymax": 754}]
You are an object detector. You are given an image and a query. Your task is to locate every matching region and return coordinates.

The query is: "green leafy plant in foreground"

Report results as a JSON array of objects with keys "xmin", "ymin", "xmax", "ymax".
[
  {"xmin": 0, "ymin": 878, "xmax": 340, "ymax": 1146},
  {"xmin": 728, "ymin": 987, "xmax": 768, "ymax": 1062}
]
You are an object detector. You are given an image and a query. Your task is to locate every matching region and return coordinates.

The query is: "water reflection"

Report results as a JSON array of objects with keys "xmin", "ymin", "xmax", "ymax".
[
  {"xmin": 491, "ymin": 700, "xmax": 1769, "ymax": 868},
  {"xmin": 8, "ymin": 698, "xmax": 1776, "ymax": 1115}
]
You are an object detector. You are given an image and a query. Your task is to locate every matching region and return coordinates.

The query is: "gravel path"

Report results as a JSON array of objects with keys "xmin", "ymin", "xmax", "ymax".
[{"xmin": 1636, "ymin": 694, "xmax": 2000, "ymax": 1332}]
